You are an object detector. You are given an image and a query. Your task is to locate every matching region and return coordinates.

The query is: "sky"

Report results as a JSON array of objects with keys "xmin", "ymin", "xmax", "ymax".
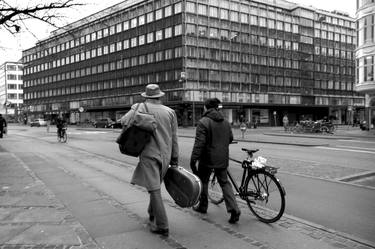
[{"xmin": 0, "ymin": 0, "xmax": 356, "ymax": 65}]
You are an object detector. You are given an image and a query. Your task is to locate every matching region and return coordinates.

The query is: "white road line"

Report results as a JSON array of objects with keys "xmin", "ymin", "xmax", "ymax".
[
  {"xmin": 315, "ymin": 146, "xmax": 375, "ymax": 154},
  {"xmin": 336, "ymin": 145, "xmax": 375, "ymax": 151},
  {"xmin": 338, "ymin": 139, "xmax": 375, "ymax": 144}
]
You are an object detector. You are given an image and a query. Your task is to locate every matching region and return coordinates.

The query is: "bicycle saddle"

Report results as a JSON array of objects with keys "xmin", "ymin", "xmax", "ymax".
[{"xmin": 241, "ymin": 148, "xmax": 259, "ymax": 154}]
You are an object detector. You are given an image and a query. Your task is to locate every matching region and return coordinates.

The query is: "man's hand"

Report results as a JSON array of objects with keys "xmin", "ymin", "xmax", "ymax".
[{"xmin": 190, "ymin": 160, "xmax": 198, "ymax": 175}]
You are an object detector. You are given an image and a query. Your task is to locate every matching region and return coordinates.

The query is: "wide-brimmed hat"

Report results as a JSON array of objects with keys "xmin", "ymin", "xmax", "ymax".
[{"xmin": 141, "ymin": 84, "xmax": 165, "ymax": 98}]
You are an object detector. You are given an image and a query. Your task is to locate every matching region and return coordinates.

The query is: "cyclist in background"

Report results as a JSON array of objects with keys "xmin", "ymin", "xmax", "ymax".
[{"xmin": 56, "ymin": 116, "xmax": 66, "ymax": 138}]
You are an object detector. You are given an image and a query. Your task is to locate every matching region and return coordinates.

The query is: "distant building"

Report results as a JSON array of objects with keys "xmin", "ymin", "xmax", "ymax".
[
  {"xmin": 22, "ymin": 0, "xmax": 364, "ymax": 126},
  {"xmin": 355, "ymin": 0, "xmax": 375, "ymax": 129},
  {"xmin": 0, "ymin": 62, "xmax": 24, "ymax": 117}
]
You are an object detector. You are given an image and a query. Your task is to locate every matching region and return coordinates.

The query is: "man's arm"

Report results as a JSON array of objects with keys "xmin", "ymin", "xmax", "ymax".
[
  {"xmin": 170, "ymin": 110, "xmax": 179, "ymax": 166},
  {"xmin": 190, "ymin": 120, "xmax": 207, "ymax": 167}
]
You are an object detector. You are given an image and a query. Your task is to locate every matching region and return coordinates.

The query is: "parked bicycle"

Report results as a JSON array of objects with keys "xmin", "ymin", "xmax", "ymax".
[
  {"xmin": 208, "ymin": 148, "xmax": 286, "ymax": 223},
  {"xmin": 57, "ymin": 127, "xmax": 68, "ymax": 143}
]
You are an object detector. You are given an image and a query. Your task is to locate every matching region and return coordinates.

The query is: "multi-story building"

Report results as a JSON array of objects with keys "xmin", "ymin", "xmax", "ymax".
[
  {"xmin": 22, "ymin": 0, "xmax": 364, "ymax": 126},
  {"xmin": 355, "ymin": 0, "xmax": 375, "ymax": 129},
  {"xmin": 0, "ymin": 62, "xmax": 24, "ymax": 118}
]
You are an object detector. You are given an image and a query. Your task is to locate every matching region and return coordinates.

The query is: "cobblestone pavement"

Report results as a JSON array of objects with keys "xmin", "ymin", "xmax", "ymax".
[{"xmin": 1, "ymin": 125, "xmax": 374, "ymax": 249}]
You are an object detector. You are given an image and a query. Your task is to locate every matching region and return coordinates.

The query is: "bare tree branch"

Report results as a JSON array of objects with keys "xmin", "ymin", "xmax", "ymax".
[{"xmin": 0, "ymin": 0, "xmax": 84, "ymax": 33}]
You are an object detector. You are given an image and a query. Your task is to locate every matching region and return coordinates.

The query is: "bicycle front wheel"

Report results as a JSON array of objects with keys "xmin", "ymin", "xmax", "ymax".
[
  {"xmin": 208, "ymin": 173, "xmax": 224, "ymax": 205},
  {"xmin": 245, "ymin": 171, "xmax": 285, "ymax": 223}
]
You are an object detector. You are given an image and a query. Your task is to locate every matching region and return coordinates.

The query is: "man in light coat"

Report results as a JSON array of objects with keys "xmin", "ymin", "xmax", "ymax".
[{"xmin": 121, "ymin": 84, "xmax": 179, "ymax": 237}]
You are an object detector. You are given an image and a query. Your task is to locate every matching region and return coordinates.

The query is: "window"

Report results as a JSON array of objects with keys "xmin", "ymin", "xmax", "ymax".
[
  {"xmin": 123, "ymin": 39, "xmax": 129, "ymax": 49},
  {"xmin": 147, "ymin": 12, "xmax": 153, "ymax": 23},
  {"xmin": 175, "ymin": 24, "xmax": 182, "ymax": 36},
  {"xmin": 97, "ymin": 47, "xmax": 103, "ymax": 56},
  {"xmin": 165, "ymin": 27, "xmax": 172, "ymax": 38},
  {"xmin": 116, "ymin": 23, "xmax": 122, "ymax": 33},
  {"xmin": 156, "ymin": 30, "xmax": 163, "ymax": 41},
  {"xmin": 198, "ymin": 4, "xmax": 207, "ymax": 15},
  {"xmin": 123, "ymin": 21, "xmax": 129, "ymax": 30},
  {"xmin": 186, "ymin": 2, "xmax": 195, "ymax": 13},
  {"xmin": 156, "ymin": 51, "xmax": 163, "ymax": 61},
  {"xmin": 175, "ymin": 2, "xmax": 182, "ymax": 13},
  {"xmin": 139, "ymin": 35, "xmax": 145, "ymax": 45},
  {"xmin": 139, "ymin": 15, "xmax": 145, "ymax": 26},
  {"xmin": 103, "ymin": 46, "xmax": 108, "ymax": 54},
  {"xmin": 131, "ymin": 37, "xmax": 137, "ymax": 47},
  {"xmin": 240, "ymin": 13, "xmax": 248, "ymax": 23},
  {"xmin": 164, "ymin": 6, "xmax": 172, "ymax": 17},
  {"xmin": 117, "ymin": 41, "xmax": 122, "ymax": 51},
  {"xmin": 131, "ymin": 18, "xmax": 137, "ymax": 28},
  {"xmin": 109, "ymin": 25, "xmax": 115, "ymax": 35},
  {"xmin": 209, "ymin": 7, "xmax": 218, "ymax": 18},
  {"xmin": 155, "ymin": 9, "xmax": 163, "ymax": 20},
  {"xmin": 220, "ymin": 9, "xmax": 229, "ymax": 19},
  {"xmin": 165, "ymin": 49, "xmax": 173, "ymax": 60},
  {"xmin": 147, "ymin": 32, "xmax": 154, "ymax": 43}
]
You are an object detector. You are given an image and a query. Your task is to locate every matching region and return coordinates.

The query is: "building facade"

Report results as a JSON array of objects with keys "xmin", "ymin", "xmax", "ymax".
[
  {"xmin": 355, "ymin": 0, "xmax": 375, "ymax": 129},
  {"xmin": 22, "ymin": 0, "xmax": 364, "ymax": 126},
  {"xmin": 0, "ymin": 62, "xmax": 24, "ymax": 119}
]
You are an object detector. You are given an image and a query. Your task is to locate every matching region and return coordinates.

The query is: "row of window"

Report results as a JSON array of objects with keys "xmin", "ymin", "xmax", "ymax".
[
  {"xmin": 6, "ymin": 74, "xmax": 23, "ymax": 80},
  {"xmin": 23, "ymin": 2, "xmax": 183, "ymax": 63},
  {"xmin": 24, "ymin": 48, "xmax": 183, "ymax": 87},
  {"xmin": 186, "ymin": 2, "xmax": 354, "ymax": 35},
  {"xmin": 25, "ymin": 71, "xmax": 182, "ymax": 100},
  {"xmin": 24, "ymin": 25, "xmax": 183, "ymax": 75},
  {"xmin": 186, "ymin": 1, "xmax": 355, "ymax": 30},
  {"xmin": 7, "ymin": 83, "xmax": 23, "ymax": 90},
  {"xmin": 7, "ymin": 93, "xmax": 23, "ymax": 99},
  {"xmin": 5, "ymin": 65, "xmax": 23, "ymax": 71}
]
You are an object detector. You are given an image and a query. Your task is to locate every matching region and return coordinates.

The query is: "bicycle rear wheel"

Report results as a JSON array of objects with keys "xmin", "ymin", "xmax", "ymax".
[
  {"xmin": 62, "ymin": 132, "xmax": 67, "ymax": 143},
  {"xmin": 208, "ymin": 173, "xmax": 224, "ymax": 205},
  {"xmin": 245, "ymin": 171, "xmax": 285, "ymax": 223}
]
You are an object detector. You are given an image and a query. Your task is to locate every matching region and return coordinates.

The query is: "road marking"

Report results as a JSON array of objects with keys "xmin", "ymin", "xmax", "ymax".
[
  {"xmin": 336, "ymin": 145, "xmax": 375, "ymax": 151},
  {"xmin": 69, "ymin": 131, "xmax": 108, "ymax": 134},
  {"xmin": 315, "ymin": 146, "xmax": 375, "ymax": 154},
  {"xmin": 338, "ymin": 139, "xmax": 375, "ymax": 144}
]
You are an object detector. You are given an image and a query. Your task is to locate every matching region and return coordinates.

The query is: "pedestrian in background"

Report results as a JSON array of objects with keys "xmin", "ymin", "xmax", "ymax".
[
  {"xmin": 121, "ymin": 84, "xmax": 179, "ymax": 237},
  {"xmin": 283, "ymin": 114, "xmax": 289, "ymax": 132},
  {"xmin": 190, "ymin": 98, "xmax": 241, "ymax": 224},
  {"xmin": 0, "ymin": 114, "xmax": 7, "ymax": 138}
]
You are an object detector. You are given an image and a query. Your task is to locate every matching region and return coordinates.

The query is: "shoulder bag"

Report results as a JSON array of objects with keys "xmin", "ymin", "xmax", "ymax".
[{"xmin": 116, "ymin": 102, "xmax": 157, "ymax": 157}]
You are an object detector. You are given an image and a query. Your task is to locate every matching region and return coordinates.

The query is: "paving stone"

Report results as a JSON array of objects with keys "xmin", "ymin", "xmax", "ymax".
[{"xmin": 6, "ymin": 224, "xmax": 80, "ymax": 245}]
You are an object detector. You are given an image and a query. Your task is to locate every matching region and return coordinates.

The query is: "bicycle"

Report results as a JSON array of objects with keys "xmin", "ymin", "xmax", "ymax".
[
  {"xmin": 57, "ymin": 127, "xmax": 68, "ymax": 143},
  {"xmin": 208, "ymin": 148, "xmax": 286, "ymax": 223}
]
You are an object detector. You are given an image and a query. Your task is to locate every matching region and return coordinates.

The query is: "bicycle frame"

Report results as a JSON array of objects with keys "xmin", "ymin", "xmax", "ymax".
[{"xmin": 228, "ymin": 156, "xmax": 285, "ymax": 201}]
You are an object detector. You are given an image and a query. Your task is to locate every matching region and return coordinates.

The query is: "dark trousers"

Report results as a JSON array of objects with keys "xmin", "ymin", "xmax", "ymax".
[
  {"xmin": 148, "ymin": 189, "xmax": 168, "ymax": 229},
  {"xmin": 197, "ymin": 166, "xmax": 240, "ymax": 214},
  {"xmin": 0, "ymin": 127, "xmax": 3, "ymax": 138}
]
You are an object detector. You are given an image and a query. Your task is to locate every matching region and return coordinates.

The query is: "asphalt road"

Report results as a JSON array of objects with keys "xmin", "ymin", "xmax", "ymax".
[{"xmin": 6, "ymin": 125, "xmax": 375, "ymax": 244}]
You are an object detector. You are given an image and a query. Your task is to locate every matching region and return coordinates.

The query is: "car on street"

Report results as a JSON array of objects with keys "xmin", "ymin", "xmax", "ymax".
[
  {"xmin": 93, "ymin": 118, "xmax": 117, "ymax": 128},
  {"xmin": 109, "ymin": 119, "xmax": 122, "ymax": 129},
  {"xmin": 30, "ymin": 118, "xmax": 47, "ymax": 127}
]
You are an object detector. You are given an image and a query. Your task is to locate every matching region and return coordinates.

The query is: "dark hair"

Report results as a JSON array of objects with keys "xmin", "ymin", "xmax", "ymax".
[{"xmin": 204, "ymin": 98, "xmax": 221, "ymax": 109}]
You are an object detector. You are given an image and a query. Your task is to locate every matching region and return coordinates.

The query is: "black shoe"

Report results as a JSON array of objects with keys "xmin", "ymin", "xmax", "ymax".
[
  {"xmin": 193, "ymin": 206, "xmax": 207, "ymax": 214},
  {"xmin": 150, "ymin": 226, "xmax": 169, "ymax": 237},
  {"xmin": 228, "ymin": 211, "xmax": 240, "ymax": 224}
]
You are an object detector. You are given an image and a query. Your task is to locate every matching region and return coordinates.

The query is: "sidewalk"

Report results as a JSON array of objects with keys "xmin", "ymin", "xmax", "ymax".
[{"xmin": 1, "ymin": 137, "xmax": 375, "ymax": 249}]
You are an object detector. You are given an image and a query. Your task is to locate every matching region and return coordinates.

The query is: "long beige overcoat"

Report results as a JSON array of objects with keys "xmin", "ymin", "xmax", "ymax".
[{"xmin": 121, "ymin": 100, "xmax": 179, "ymax": 191}]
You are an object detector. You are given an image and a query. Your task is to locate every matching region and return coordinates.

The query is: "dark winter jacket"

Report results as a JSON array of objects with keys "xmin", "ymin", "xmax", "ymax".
[
  {"xmin": 0, "ymin": 116, "xmax": 7, "ymax": 128},
  {"xmin": 190, "ymin": 108, "xmax": 233, "ymax": 169}
]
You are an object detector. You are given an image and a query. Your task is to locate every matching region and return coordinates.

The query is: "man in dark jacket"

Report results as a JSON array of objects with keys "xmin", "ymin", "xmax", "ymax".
[
  {"xmin": 0, "ymin": 114, "xmax": 7, "ymax": 138},
  {"xmin": 190, "ymin": 98, "xmax": 241, "ymax": 223}
]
